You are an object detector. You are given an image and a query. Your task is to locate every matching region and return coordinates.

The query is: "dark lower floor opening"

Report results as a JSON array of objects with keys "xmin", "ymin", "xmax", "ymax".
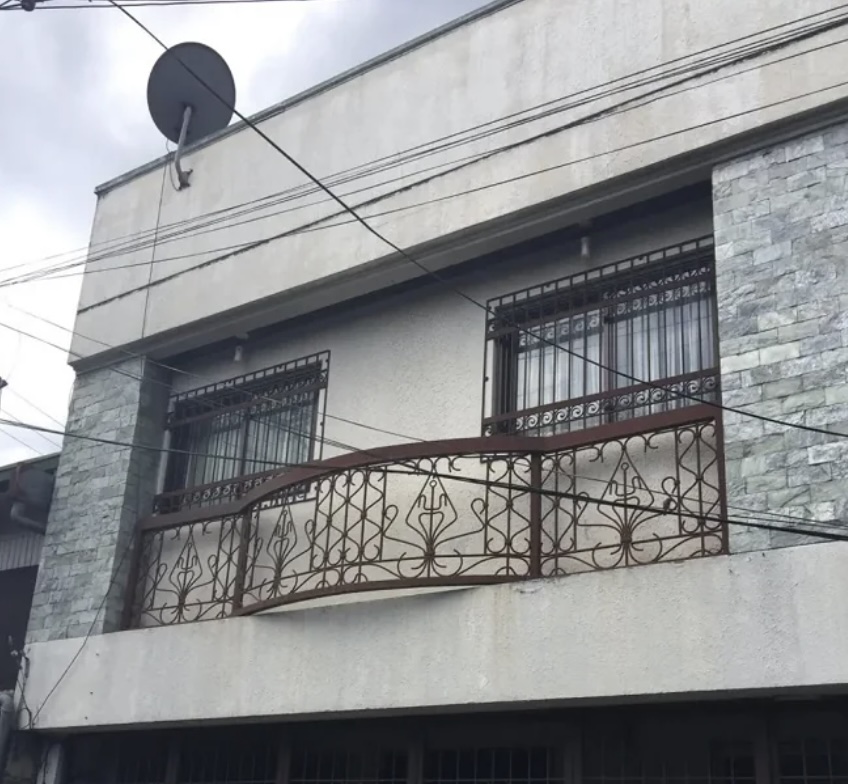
[
  {"xmin": 0, "ymin": 566, "xmax": 37, "ymax": 692},
  {"xmin": 65, "ymin": 700, "xmax": 848, "ymax": 784}
]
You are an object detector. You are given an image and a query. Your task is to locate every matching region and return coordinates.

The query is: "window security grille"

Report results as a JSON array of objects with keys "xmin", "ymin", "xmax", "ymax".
[
  {"xmin": 158, "ymin": 352, "xmax": 329, "ymax": 512},
  {"xmin": 582, "ymin": 738, "xmax": 755, "ymax": 784},
  {"xmin": 290, "ymin": 749, "xmax": 407, "ymax": 784},
  {"xmin": 423, "ymin": 748, "xmax": 556, "ymax": 784},
  {"xmin": 483, "ymin": 238, "xmax": 718, "ymax": 437},
  {"xmin": 777, "ymin": 738, "xmax": 848, "ymax": 784},
  {"xmin": 66, "ymin": 707, "xmax": 848, "ymax": 784}
]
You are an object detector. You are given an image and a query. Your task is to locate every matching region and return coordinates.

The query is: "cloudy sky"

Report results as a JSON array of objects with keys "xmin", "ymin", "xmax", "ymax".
[{"xmin": 0, "ymin": 0, "xmax": 491, "ymax": 465}]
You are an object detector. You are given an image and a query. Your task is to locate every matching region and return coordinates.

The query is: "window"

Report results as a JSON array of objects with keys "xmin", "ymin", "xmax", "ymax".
[
  {"xmin": 483, "ymin": 238, "xmax": 718, "ymax": 436},
  {"xmin": 159, "ymin": 352, "xmax": 329, "ymax": 512},
  {"xmin": 291, "ymin": 749, "xmax": 407, "ymax": 784},
  {"xmin": 424, "ymin": 747, "xmax": 555, "ymax": 784}
]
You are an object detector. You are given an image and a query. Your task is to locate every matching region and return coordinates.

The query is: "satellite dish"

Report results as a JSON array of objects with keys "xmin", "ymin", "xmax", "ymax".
[{"xmin": 147, "ymin": 42, "xmax": 236, "ymax": 189}]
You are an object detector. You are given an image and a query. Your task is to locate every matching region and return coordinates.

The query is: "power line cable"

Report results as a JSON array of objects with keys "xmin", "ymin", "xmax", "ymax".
[
  {"xmin": 7, "ymin": 40, "xmax": 848, "ymax": 294},
  {"xmin": 0, "ymin": 421, "xmax": 46, "ymax": 457},
  {"xmin": 0, "ymin": 414, "xmax": 293, "ymax": 468},
  {"xmin": 0, "ymin": 308, "xmax": 837, "ymax": 534},
  {"xmin": 29, "ymin": 451, "xmax": 151, "ymax": 728},
  {"xmin": 26, "ymin": 434, "xmax": 844, "ymax": 727},
  {"xmin": 0, "ymin": 311, "xmax": 425, "ymax": 446},
  {"xmin": 0, "ymin": 315, "xmax": 834, "ymax": 535},
  {"xmin": 4, "ymin": 5, "xmax": 848, "ymax": 285},
  {"xmin": 4, "ymin": 330, "xmax": 841, "ymax": 600},
  {"xmin": 3, "ymin": 299, "xmax": 832, "ymax": 532},
  {"xmin": 92, "ymin": 2, "xmax": 848, "ymax": 447},
  {"xmin": 9, "ymin": 410, "xmax": 60, "ymax": 452},
  {"xmin": 2, "ymin": 0, "xmax": 324, "ymax": 9},
  {"xmin": 379, "ymin": 465, "xmax": 848, "ymax": 542},
  {"xmin": 1, "ymin": 409, "xmax": 843, "ymax": 543},
  {"xmin": 0, "ymin": 312, "xmax": 831, "ymax": 531},
  {"xmin": 4, "ymin": 21, "xmax": 844, "ymax": 712},
  {"xmin": 6, "ymin": 386, "xmax": 66, "ymax": 430}
]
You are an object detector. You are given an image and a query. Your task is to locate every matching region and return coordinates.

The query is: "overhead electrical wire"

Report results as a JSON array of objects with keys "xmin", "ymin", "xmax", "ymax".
[
  {"xmin": 1, "ymin": 409, "xmax": 844, "ymax": 545},
  {"xmin": 15, "ymin": 0, "xmax": 848, "ymax": 275},
  {"xmin": 0, "ymin": 306, "xmax": 829, "ymax": 535},
  {"xmin": 6, "ymin": 386, "xmax": 66, "ymax": 430},
  {"xmin": 1, "ymin": 0, "xmax": 325, "ymax": 9},
  {"xmin": 8, "ymin": 45, "xmax": 848, "ymax": 294},
  {"xmin": 0, "ymin": 13, "xmax": 844, "ymax": 587},
  {"xmin": 4, "ymin": 5, "xmax": 848, "ymax": 288},
  {"xmin": 22, "ymin": 409, "xmax": 844, "ymax": 729},
  {"xmin": 6, "ymin": 20, "xmax": 848, "ymax": 290},
  {"xmin": 6, "ymin": 55, "xmax": 848, "ymax": 293},
  {"xmin": 0, "ymin": 0, "xmax": 842, "ymax": 532},
  {"xmin": 0, "ymin": 417, "xmax": 48, "ymax": 457},
  {"xmin": 3, "ymin": 101, "xmax": 848, "ymax": 504},
  {"xmin": 1, "ymin": 302, "xmax": 833, "ymax": 535},
  {"xmin": 69, "ymin": 0, "xmax": 848, "ymax": 448},
  {"xmin": 0, "ymin": 310, "xmax": 425, "ymax": 446},
  {"xmin": 22, "ymin": 1, "xmax": 848, "ymax": 731}
]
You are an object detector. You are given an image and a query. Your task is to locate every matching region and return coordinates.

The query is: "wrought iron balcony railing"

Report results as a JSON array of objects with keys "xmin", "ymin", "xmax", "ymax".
[{"xmin": 126, "ymin": 405, "xmax": 726, "ymax": 628}]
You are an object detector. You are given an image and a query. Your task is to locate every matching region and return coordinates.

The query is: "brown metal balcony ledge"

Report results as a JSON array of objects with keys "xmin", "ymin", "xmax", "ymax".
[{"xmin": 126, "ymin": 405, "xmax": 726, "ymax": 628}]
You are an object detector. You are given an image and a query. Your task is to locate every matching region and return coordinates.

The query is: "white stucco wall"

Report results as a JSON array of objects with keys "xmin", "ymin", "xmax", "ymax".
[
  {"xmin": 22, "ymin": 541, "xmax": 848, "ymax": 731},
  {"xmin": 72, "ymin": 0, "xmax": 848, "ymax": 361}
]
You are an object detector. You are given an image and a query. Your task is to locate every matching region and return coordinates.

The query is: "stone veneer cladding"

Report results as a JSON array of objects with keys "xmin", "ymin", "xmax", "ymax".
[
  {"xmin": 713, "ymin": 122, "xmax": 848, "ymax": 552},
  {"xmin": 27, "ymin": 359, "xmax": 168, "ymax": 642}
]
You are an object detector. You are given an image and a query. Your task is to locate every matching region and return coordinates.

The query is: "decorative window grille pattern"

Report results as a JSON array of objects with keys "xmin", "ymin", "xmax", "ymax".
[
  {"xmin": 423, "ymin": 748, "xmax": 556, "ymax": 784},
  {"xmin": 158, "ymin": 352, "xmax": 329, "ymax": 512},
  {"xmin": 290, "ymin": 749, "xmax": 408, "ymax": 784},
  {"xmin": 483, "ymin": 237, "xmax": 718, "ymax": 436},
  {"xmin": 777, "ymin": 739, "xmax": 848, "ymax": 784}
]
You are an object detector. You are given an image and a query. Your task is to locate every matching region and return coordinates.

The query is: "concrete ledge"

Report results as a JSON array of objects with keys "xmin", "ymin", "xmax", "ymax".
[{"xmin": 22, "ymin": 542, "xmax": 848, "ymax": 731}]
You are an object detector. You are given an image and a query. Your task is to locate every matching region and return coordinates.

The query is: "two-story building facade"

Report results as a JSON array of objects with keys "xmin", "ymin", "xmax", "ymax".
[{"xmin": 15, "ymin": 0, "xmax": 848, "ymax": 780}]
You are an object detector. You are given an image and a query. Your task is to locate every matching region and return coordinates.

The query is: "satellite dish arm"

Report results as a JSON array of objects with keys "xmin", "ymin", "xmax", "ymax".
[{"xmin": 174, "ymin": 105, "xmax": 193, "ymax": 189}]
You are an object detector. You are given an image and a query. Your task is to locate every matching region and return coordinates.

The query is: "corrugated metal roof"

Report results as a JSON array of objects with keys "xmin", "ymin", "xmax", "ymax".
[{"xmin": 0, "ymin": 531, "xmax": 43, "ymax": 571}]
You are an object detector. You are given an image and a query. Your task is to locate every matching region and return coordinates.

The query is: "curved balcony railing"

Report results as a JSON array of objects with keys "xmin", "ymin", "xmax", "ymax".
[{"xmin": 126, "ymin": 406, "xmax": 726, "ymax": 628}]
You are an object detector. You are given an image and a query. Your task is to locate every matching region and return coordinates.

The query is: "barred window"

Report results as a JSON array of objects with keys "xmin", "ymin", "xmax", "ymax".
[
  {"xmin": 424, "ymin": 747, "xmax": 555, "ymax": 784},
  {"xmin": 483, "ymin": 238, "xmax": 718, "ymax": 436},
  {"xmin": 159, "ymin": 352, "xmax": 329, "ymax": 512},
  {"xmin": 778, "ymin": 739, "xmax": 848, "ymax": 784}
]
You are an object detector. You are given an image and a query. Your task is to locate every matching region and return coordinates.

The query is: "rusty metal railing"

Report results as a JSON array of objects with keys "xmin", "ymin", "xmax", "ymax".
[{"xmin": 126, "ymin": 406, "xmax": 725, "ymax": 628}]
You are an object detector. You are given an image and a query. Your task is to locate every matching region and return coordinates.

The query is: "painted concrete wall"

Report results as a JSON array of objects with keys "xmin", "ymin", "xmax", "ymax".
[
  {"xmin": 22, "ymin": 541, "xmax": 848, "ymax": 731},
  {"xmin": 169, "ymin": 197, "xmax": 711, "ymax": 453},
  {"xmin": 72, "ymin": 0, "xmax": 848, "ymax": 361},
  {"xmin": 714, "ymin": 124, "xmax": 848, "ymax": 550}
]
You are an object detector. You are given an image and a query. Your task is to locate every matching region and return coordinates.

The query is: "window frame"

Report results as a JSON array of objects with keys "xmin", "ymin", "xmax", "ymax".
[
  {"xmin": 157, "ymin": 351, "xmax": 330, "ymax": 513},
  {"xmin": 482, "ymin": 237, "xmax": 718, "ymax": 437}
]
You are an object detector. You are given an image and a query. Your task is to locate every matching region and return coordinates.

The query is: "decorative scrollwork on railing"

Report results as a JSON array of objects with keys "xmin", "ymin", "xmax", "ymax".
[
  {"xmin": 483, "ymin": 371, "xmax": 719, "ymax": 437},
  {"xmin": 128, "ymin": 407, "xmax": 726, "ymax": 627},
  {"xmin": 537, "ymin": 418, "xmax": 722, "ymax": 574},
  {"xmin": 153, "ymin": 472, "xmax": 309, "ymax": 514},
  {"xmin": 130, "ymin": 516, "xmax": 242, "ymax": 627}
]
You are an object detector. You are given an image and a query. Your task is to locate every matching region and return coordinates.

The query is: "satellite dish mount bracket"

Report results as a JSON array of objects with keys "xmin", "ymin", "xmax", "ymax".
[
  {"xmin": 147, "ymin": 42, "xmax": 236, "ymax": 193},
  {"xmin": 174, "ymin": 104, "xmax": 193, "ymax": 189}
]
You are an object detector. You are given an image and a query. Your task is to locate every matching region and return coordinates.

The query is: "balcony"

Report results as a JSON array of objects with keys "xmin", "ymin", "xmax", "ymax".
[{"xmin": 126, "ymin": 405, "xmax": 726, "ymax": 628}]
